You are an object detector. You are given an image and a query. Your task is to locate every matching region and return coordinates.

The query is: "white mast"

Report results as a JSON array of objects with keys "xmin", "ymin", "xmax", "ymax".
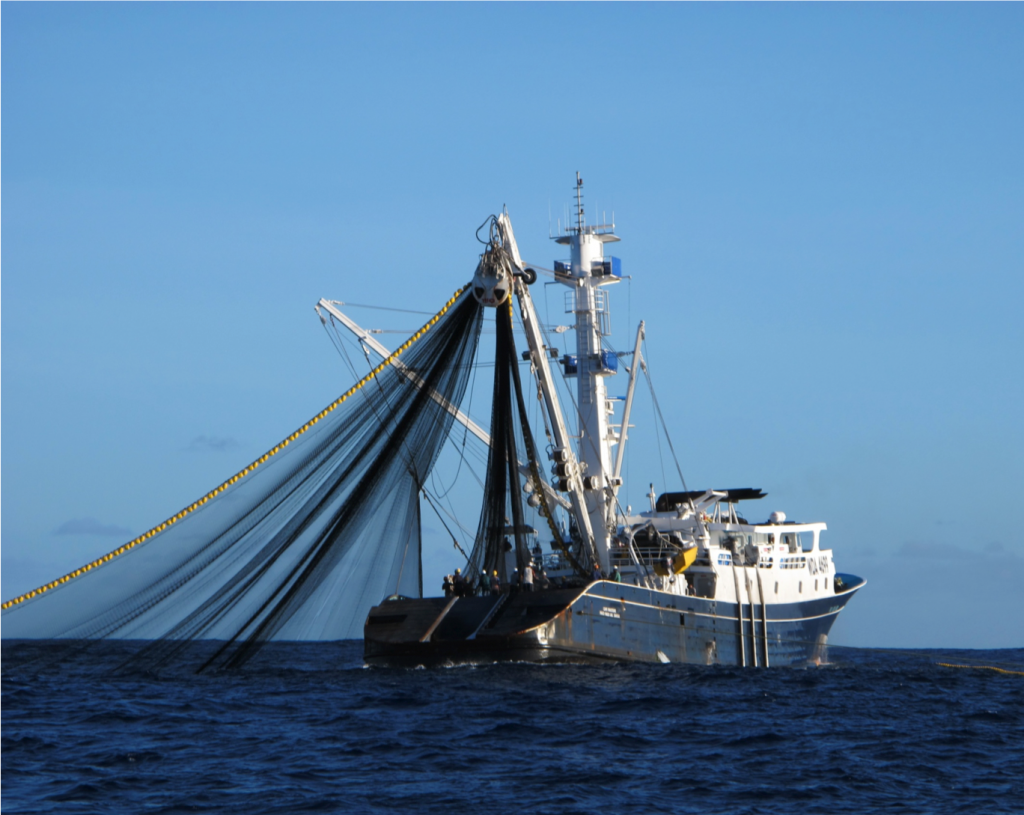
[{"xmin": 554, "ymin": 173, "xmax": 622, "ymax": 571}]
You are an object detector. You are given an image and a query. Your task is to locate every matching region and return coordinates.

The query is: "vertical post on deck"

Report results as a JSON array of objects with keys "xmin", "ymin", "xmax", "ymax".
[{"xmin": 732, "ymin": 564, "xmax": 747, "ymax": 668}]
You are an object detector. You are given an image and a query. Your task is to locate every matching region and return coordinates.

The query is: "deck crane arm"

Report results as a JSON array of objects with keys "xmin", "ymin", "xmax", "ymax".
[
  {"xmin": 316, "ymin": 299, "xmax": 490, "ymax": 445},
  {"xmin": 612, "ymin": 320, "xmax": 645, "ymax": 488}
]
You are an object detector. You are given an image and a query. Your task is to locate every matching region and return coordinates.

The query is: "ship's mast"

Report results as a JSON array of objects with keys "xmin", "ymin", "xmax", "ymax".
[
  {"xmin": 556, "ymin": 173, "xmax": 622, "ymax": 571},
  {"xmin": 490, "ymin": 182, "xmax": 624, "ymax": 573}
]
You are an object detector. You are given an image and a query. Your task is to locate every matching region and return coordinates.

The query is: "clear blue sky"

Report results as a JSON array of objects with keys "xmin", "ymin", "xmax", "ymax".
[{"xmin": 3, "ymin": 3, "xmax": 1022, "ymax": 648}]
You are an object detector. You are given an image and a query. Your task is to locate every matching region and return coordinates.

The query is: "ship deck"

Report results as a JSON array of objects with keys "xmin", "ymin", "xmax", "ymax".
[{"xmin": 364, "ymin": 576, "xmax": 865, "ymax": 668}]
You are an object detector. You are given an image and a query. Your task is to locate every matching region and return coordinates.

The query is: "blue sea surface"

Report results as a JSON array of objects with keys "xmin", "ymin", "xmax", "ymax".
[{"xmin": 3, "ymin": 641, "xmax": 1022, "ymax": 814}]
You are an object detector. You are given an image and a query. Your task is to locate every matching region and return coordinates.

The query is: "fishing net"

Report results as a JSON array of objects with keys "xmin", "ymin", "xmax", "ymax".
[
  {"xmin": 2, "ymin": 287, "xmax": 483, "ymax": 670},
  {"xmin": 463, "ymin": 298, "xmax": 590, "ymax": 584}
]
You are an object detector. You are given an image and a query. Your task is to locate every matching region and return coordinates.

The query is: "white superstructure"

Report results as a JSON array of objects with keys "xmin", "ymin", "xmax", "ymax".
[{"xmin": 355, "ymin": 174, "xmax": 865, "ymax": 668}]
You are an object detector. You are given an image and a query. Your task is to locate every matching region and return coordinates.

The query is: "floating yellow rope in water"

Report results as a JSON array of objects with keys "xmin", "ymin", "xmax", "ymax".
[
  {"xmin": 937, "ymin": 663, "xmax": 1024, "ymax": 677},
  {"xmin": 1, "ymin": 286, "xmax": 468, "ymax": 611}
]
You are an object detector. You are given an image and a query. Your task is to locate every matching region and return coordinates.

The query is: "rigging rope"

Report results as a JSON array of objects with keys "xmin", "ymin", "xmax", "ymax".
[
  {"xmin": 324, "ymin": 300, "xmax": 435, "ymax": 316},
  {"xmin": 642, "ymin": 340, "xmax": 689, "ymax": 493},
  {"xmin": 420, "ymin": 488, "xmax": 471, "ymax": 564}
]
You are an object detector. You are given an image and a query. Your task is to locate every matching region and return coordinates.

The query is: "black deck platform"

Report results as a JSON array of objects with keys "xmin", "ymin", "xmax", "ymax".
[{"xmin": 363, "ymin": 589, "xmax": 583, "ymax": 666}]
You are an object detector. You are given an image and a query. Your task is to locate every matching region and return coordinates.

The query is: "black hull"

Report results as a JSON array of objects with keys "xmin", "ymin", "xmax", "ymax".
[{"xmin": 364, "ymin": 575, "xmax": 865, "ymax": 668}]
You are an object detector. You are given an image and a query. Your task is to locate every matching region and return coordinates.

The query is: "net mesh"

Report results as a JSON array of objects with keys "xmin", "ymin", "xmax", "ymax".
[
  {"xmin": 464, "ymin": 299, "xmax": 590, "ymax": 585},
  {"xmin": 2, "ymin": 288, "xmax": 483, "ymax": 670}
]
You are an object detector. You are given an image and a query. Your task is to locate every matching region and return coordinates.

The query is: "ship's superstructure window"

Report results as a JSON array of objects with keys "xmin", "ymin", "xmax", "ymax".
[
  {"xmin": 758, "ymin": 558, "xmax": 774, "ymax": 569},
  {"xmin": 774, "ymin": 582, "xmax": 779, "ymax": 594},
  {"xmin": 779, "ymin": 556, "xmax": 806, "ymax": 570},
  {"xmin": 717, "ymin": 553, "xmax": 732, "ymax": 566}
]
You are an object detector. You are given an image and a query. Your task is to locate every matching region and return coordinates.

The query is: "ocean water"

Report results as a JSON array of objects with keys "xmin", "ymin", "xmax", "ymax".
[{"xmin": 2, "ymin": 641, "xmax": 1022, "ymax": 814}]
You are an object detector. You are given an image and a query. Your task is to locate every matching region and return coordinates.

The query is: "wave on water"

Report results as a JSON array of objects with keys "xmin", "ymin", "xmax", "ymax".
[{"xmin": 3, "ymin": 641, "xmax": 1022, "ymax": 814}]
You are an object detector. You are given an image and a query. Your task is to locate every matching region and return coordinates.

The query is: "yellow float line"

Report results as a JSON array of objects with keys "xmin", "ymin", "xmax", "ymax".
[
  {"xmin": 1, "ymin": 286, "xmax": 468, "ymax": 612},
  {"xmin": 937, "ymin": 662, "xmax": 1024, "ymax": 677}
]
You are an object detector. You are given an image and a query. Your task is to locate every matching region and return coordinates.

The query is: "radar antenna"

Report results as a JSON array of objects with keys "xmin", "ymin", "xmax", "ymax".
[{"xmin": 575, "ymin": 171, "xmax": 585, "ymax": 234}]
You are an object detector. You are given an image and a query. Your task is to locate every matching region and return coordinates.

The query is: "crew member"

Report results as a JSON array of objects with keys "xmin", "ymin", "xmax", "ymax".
[{"xmin": 523, "ymin": 563, "xmax": 535, "ymax": 592}]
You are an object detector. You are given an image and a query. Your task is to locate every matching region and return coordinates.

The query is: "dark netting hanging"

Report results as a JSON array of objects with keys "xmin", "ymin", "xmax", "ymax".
[
  {"xmin": 2, "ymin": 287, "xmax": 482, "ymax": 670},
  {"xmin": 464, "ymin": 298, "xmax": 589, "ymax": 584}
]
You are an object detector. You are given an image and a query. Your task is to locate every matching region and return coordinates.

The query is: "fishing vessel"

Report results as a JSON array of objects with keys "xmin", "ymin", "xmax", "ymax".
[
  {"xmin": 360, "ymin": 175, "xmax": 866, "ymax": 667},
  {"xmin": 0, "ymin": 175, "xmax": 863, "ymax": 670},
  {"xmin": 0, "ymin": 175, "xmax": 860, "ymax": 663}
]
